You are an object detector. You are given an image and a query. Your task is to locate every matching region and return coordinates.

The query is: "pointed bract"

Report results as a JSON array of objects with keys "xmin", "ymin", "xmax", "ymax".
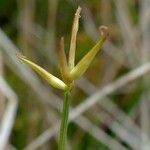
[
  {"xmin": 58, "ymin": 37, "xmax": 72, "ymax": 84},
  {"xmin": 70, "ymin": 26, "xmax": 109, "ymax": 80},
  {"xmin": 17, "ymin": 54, "xmax": 68, "ymax": 90},
  {"xmin": 68, "ymin": 6, "xmax": 81, "ymax": 70}
]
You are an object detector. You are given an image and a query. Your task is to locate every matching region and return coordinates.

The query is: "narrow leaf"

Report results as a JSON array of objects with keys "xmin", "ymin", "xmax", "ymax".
[{"xmin": 17, "ymin": 54, "xmax": 67, "ymax": 90}]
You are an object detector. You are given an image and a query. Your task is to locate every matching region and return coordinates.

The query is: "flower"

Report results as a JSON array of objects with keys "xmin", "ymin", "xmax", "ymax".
[{"xmin": 17, "ymin": 6, "xmax": 109, "ymax": 91}]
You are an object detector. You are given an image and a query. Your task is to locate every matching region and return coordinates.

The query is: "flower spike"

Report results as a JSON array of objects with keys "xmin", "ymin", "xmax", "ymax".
[
  {"xmin": 17, "ymin": 54, "xmax": 68, "ymax": 90},
  {"xmin": 70, "ymin": 26, "xmax": 109, "ymax": 80},
  {"xmin": 17, "ymin": 8, "xmax": 110, "ymax": 150},
  {"xmin": 17, "ymin": 7, "xmax": 109, "ymax": 91}
]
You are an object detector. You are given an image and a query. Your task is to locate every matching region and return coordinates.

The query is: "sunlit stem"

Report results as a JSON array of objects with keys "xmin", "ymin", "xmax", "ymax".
[{"xmin": 58, "ymin": 91, "xmax": 71, "ymax": 150}]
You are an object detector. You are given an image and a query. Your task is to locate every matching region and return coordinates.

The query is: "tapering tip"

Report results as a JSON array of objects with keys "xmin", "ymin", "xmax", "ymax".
[
  {"xmin": 99, "ymin": 26, "xmax": 109, "ymax": 37},
  {"xmin": 16, "ymin": 53, "xmax": 26, "ymax": 60},
  {"xmin": 75, "ymin": 6, "xmax": 82, "ymax": 17},
  {"xmin": 77, "ymin": 6, "xmax": 82, "ymax": 11}
]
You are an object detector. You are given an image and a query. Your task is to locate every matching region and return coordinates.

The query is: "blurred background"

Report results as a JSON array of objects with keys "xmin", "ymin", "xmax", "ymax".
[{"xmin": 0, "ymin": 0, "xmax": 150, "ymax": 149}]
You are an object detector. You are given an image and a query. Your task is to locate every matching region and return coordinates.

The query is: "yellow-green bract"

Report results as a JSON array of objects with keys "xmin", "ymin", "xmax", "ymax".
[
  {"xmin": 17, "ymin": 7, "xmax": 109, "ymax": 91},
  {"xmin": 70, "ymin": 30, "xmax": 109, "ymax": 80},
  {"xmin": 17, "ymin": 54, "xmax": 68, "ymax": 91}
]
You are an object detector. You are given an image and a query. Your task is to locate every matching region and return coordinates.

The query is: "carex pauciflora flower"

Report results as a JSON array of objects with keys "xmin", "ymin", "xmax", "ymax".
[
  {"xmin": 17, "ymin": 6, "xmax": 109, "ymax": 150},
  {"xmin": 17, "ymin": 6, "xmax": 109, "ymax": 92}
]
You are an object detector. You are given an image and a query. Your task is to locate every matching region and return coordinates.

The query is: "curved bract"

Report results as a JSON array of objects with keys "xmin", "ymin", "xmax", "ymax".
[
  {"xmin": 17, "ymin": 54, "xmax": 68, "ymax": 91},
  {"xmin": 70, "ymin": 27, "xmax": 109, "ymax": 80}
]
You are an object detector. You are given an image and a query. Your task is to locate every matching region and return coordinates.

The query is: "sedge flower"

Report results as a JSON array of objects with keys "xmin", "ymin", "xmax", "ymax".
[
  {"xmin": 17, "ymin": 7, "xmax": 109, "ymax": 91},
  {"xmin": 17, "ymin": 6, "xmax": 109, "ymax": 150}
]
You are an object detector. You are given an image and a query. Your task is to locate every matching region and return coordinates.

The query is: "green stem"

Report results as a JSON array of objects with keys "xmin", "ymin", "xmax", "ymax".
[{"xmin": 59, "ymin": 91, "xmax": 71, "ymax": 150}]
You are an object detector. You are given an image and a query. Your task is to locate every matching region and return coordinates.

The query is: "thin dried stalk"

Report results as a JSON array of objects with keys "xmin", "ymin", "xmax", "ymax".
[
  {"xmin": 45, "ymin": 0, "xmax": 58, "ymax": 65},
  {"xmin": 0, "ymin": 77, "xmax": 18, "ymax": 150},
  {"xmin": 0, "ymin": 53, "xmax": 5, "ymax": 119},
  {"xmin": 18, "ymin": 0, "xmax": 36, "ymax": 54}
]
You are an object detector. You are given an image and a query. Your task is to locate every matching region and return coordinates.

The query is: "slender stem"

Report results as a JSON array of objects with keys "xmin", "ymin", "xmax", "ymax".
[{"xmin": 59, "ymin": 91, "xmax": 71, "ymax": 150}]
